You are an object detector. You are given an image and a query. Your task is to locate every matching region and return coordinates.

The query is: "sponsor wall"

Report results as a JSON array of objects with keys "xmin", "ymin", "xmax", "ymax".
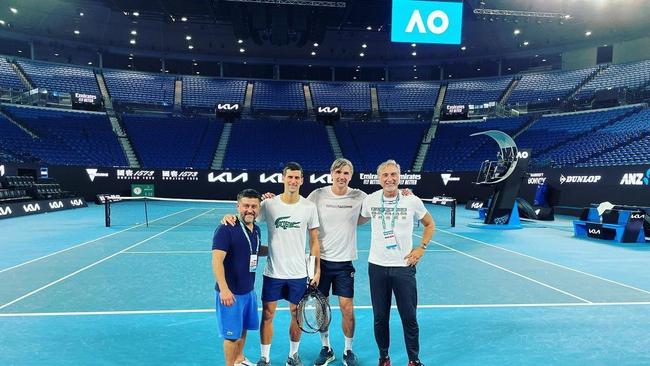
[
  {"xmin": 8, "ymin": 164, "xmax": 649, "ymax": 208},
  {"xmin": 0, "ymin": 197, "xmax": 87, "ymax": 219}
]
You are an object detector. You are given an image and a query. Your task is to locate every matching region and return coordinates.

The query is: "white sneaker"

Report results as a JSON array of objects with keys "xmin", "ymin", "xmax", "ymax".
[{"xmin": 235, "ymin": 357, "xmax": 255, "ymax": 366}]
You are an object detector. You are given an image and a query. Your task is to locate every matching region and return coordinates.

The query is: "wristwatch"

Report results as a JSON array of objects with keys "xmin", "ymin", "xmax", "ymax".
[{"xmin": 419, "ymin": 242, "xmax": 428, "ymax": 250}]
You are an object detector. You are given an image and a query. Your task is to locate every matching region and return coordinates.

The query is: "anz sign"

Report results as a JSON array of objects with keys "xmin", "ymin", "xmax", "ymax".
[{"xmin": 391, "ymin": 0, "xmax": 463, "ymax": 45}]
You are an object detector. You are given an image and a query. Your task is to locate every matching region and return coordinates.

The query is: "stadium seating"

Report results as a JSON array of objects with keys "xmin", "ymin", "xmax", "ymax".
[
  {"xmin": 444, "ymin": 77, "xmax": 512, "ymax": 105},
  {"xmin": 252, "ymin": 80, "xmax": 305, "ymax": 111},
  {"xmin": 336, "ymin": 120, "xmax": 429, "ymax": 172},
  {"xmin": 104, "ymin": 69, "xmax": 175, "ymax": 107},
  {"xmin": 575, "ymin": 59, "xmax": 650, "ymax": 100},
  {"xmin": 515, "ymin": 106, "xmax": 636, "ymax": 167},
  {"xmin": 537, "ymin": 107, "xmax": 648, "ymax": 167},
  {"xmin": 121, "ymin": 113, "xmax": 222, "ymax": 169},
  {"xmin": 0, "ymin": 58, "xmax": 24, "ymax": 90},
  {"xmin": 223, "ymin": 119, "xmax": 334, "ymax": 171},
  {"xmin": 17, "ymin": 59, "xmax": 99, "ymax": 95},
  {"xmin": 376, "ymin": 81, "xmax": 440, "ymax": 113},
  {"xmin": 182, "ymin": 77, "xmax": 247, "ymax": 109},
  {"xmin": 423, "ymin": 116, "xmax": 529, "ymax": 172},
  {"xmin": 508, "ymin": 67, "xmax": 596, "ymax": 105},
  {"xmin": 580, "ymin": 134, "xmax": 650, "ymax": 167},
  {"xmin": 310, "ymin": 82, "xmax": 371, "ymax": 113},
  {"xmin": 0, "ymin": 105, "xmax": 127, "ymax": 166}
]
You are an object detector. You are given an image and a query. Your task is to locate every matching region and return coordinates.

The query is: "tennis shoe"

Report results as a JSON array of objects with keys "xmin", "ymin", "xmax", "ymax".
[
  {"xmin": 286, "ymin": 353, "xmax": 303, "ymax": 366},
  {"xmin": 314, "ymin": 347, "xmax": 335, "ymax": 365},
  {"xmin": 234, "ymin": 357, "xmax": 255, "ymax": 366},
  {"xmin": 378, "ymin": 356, "xmax": 391, "ymax": 366},
  {"xmin": 342, "ymin": 350, "xmax": 359, "ymax": 366},
  {"xmin": 256, "ymin": 357, "xmax": 270, "ymax": 366}
]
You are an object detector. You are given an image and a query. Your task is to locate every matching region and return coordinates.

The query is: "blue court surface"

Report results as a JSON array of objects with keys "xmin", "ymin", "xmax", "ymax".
[{"xmin": 2, "ymin": 200, "xmax": 650, "ymax": 365}]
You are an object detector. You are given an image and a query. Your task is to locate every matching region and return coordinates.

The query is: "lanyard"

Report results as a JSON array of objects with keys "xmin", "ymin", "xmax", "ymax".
[
  {"xmin": 238, "ymin": 219, "xmax": 259, "ymax": 255},
  {"xmin": 380, "ymin": 192, "xmax": 400, "ymax": 231}
]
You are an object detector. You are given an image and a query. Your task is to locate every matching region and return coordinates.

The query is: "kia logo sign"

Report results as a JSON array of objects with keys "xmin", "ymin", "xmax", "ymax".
[
  {"xmin": 317, "ymin": 107, "xmax": 339, "ymax": 114},
  {"xmin": 470, "ymin": 202, "xmax": 483, "ymax": 209},
  {"xmin": 49, "ymin": 201, "xmax": 64, "ymax": 209},
  {"xmin": 588, "ymin": 228, "xmax": 601, "ymax": 235},
  {"xmin": 0, "ymin": 206, "xmax": 11, "ymax": 216},
  {"xmin": 22, "ymin": 203, "xmax": 41, "ymax": 213},
  {"xmin": 391, "ymin": 0, "xmax": 463, "ymax": 45},
  {"xmin": 310, "ymin": 174, "xmax": 332, "ymax": 184},
  {"xmin": 217, "ymin": 103, "xmax": 240, "ymax": 111},
  {"xmin": 208, "ymin": 172, "xmax": 248, "ymax": 183},
  {"xmin": 70, "ymin": 199, "xmax": 84, "ymax": 207},
  {"xmin": 259, "ymin": 173, "xmax": 283, "ymax": 184}
]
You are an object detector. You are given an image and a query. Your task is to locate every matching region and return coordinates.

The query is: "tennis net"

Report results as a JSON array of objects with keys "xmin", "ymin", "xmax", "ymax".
[{"xmin": 103, "ymin": 196, "xmax": 234, "ymax": 228}]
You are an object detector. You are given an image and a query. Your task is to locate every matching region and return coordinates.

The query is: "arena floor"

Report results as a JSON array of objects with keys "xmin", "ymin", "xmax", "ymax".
[{"xmin": 1, "ymin": 201, "xmax": 650, "ymax": 365}]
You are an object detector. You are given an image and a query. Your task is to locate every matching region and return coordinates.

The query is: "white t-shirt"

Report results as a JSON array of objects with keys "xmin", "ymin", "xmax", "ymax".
[
  {"xmin": 360, "ymin": 190, "xmax": 428, "ymax": 267},
  {"xmin": 307, "ymin": 186, "xmax": 367, "ymax": 262},
  {"xmin": 258, "ymin": 195, "xmax": 320, "ymax": 279}
]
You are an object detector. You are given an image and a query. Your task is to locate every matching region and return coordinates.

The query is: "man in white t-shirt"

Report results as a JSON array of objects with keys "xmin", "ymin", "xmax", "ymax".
[
  {"xmin": 360, "ymin": 159, "xmax": 435, "ymax": 366},
  {"xmin": 257, "ymin": 162, "xmax": 320, "ymax": 366},
  {"xmin": 307, "ymin": 158, "xmax": 366, "ymax": 366}
]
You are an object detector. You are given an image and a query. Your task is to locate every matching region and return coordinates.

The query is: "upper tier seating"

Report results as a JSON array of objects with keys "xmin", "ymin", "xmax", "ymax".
[
  {"xmin": 575, "ymin": 59, "xmax": 650, "ymax": 100},
  {"xmin": 17, "ymin": 59, "xmax": 99, "ymax": 95},
  {"xmin": 376, "ymin": 82, "xmax": 440, "ymax": 113},
  {"xmin": 310, "ymin": 82, "xmax": 371, "ymax": 113},
  {"xmin": 508, "ymin": 67, "xmax": 596, "ymax": 105},
  {"xmin": 252, "ymin": 80, "xmax": 305, "ymax": 111},
  {"xmin": 444, "ymin": 77, "xmax": 512, "ymax": 105},
  {"xmin": 104, "ymin": 69, "xmax": 175, "ymax": 107},
  {"xmin": 182, "ymin": 77, "xmax": 247, "ymax": 109}
]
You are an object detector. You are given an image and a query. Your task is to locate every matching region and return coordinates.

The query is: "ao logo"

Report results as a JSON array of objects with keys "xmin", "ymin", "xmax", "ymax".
[
  {"xmin": 516, "ymin": 151, "xmax": 529, "ymax": 159},
  {"xmin": 406, "ymin": 10, "xmax": 449, "ymax": 35},
  {"xmin": 391, "ymin": 0, "xmax": 463, "ymax": 45}
]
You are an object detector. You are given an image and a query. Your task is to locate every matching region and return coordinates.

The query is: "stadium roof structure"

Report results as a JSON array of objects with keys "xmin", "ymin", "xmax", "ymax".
[{"xmin": 0, "ymin": 0, "xmax": 648, "ymax": 67}]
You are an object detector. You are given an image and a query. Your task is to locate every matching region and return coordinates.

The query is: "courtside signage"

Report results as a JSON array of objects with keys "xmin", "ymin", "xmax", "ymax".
[{"xmin": 391, "ymin": 0, "xmax": 463, "ymax": 45}]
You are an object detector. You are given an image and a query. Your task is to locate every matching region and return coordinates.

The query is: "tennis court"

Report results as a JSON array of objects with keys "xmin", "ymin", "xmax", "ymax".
[{"xmin": 2, "ymin": 200, "xmax": 650, "ymax": 365}]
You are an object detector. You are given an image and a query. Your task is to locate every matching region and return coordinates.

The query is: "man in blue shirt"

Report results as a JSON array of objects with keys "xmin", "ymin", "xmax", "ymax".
[{"xmin": 212, "ymin": 189, "xmax": 268, "ymax": 366}]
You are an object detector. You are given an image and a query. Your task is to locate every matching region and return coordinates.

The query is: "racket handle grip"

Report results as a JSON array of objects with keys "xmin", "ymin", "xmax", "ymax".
[{"xmin": 307, "ymin": 255, "xmax": 316, "ymax": 279}]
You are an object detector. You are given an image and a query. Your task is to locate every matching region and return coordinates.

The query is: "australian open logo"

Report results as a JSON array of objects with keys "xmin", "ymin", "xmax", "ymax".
[{"xmin": 274, "ymin": 216, "xmax": 301, "ymax": 230}]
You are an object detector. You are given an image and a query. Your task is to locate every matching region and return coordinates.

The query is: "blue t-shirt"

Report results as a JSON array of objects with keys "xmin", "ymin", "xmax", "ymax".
[{"xmin": 212, "ymin": 220, "xmax": 261, "ymax": 295}]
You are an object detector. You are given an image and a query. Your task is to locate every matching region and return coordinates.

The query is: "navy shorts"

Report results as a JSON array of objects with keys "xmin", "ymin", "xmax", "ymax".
[
  {"xmin": 262, "ymin": 276, "xmax": 308, "ymax": 305},
  {"xmin": 215, "ymin": 290, "xmax": 259, "ymax": 340},
  {"xmin": 318, "ymin": 260, "xmax": 355, "ymax": 298}
]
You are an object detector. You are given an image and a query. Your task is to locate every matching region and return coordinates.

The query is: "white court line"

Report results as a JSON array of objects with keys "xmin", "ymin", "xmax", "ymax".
[
  {"xmin": 0, "ymin": 209, "xmax": 216, "ymax": 311},
  {"xmin": 415, "ymin": 234, "xmax": 591, "ymax": 303},
  {"xmin": 4, "ymin": 301, "xmax": 650, "ymax": 317},
  {"xmin": 356, "ymin": 249, "xmax": 452, "ymax": 253},
  {"xmin": 438, "ymin": 228, "xmax": 650, "ymax": 296},
  {"xmin": 123, "ymin": 251, "xmax": 212, "ymax": 254},
  {"xmin": 0, "ymin": 208, "xmax": 196, "ymax": 274}
]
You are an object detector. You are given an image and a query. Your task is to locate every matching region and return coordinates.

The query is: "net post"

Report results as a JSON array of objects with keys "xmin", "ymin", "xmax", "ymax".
[
  {"xmin": 144, "ymin": 198, "xmax": 149, "ymax": 227},
  {"xmin": 451, "ymin": 199, "xmax": 456, "ymax": 227},
  {"xmin": 104, "ymin": 197, "xmax": 111, "ymax": 227}
]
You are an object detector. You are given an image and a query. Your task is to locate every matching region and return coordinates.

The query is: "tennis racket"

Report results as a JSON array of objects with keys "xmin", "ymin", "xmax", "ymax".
[
  {"xmin": 296, "ymin": 284, "xmax": 331, "ymax": 334},
  {"xmin": 296, "ymin": 255, "xmax": 331, "ymax": 333}
]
